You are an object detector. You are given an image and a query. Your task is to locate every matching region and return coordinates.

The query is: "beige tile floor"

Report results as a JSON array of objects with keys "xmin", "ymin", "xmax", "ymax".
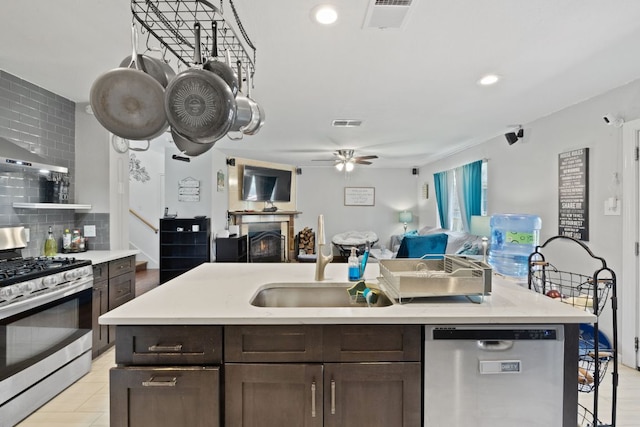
[{"xmin": 15, "ymin": 347, "xmax": 640, "ymax": 426}]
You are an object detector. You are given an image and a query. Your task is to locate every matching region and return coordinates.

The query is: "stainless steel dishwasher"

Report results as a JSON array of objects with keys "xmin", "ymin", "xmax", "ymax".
[{"xmin": 424, "ymin": 324, "xmax": 565, "ymax": 427}]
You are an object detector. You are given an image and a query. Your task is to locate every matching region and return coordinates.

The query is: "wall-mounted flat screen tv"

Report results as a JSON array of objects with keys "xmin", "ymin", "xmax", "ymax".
[{"xmin": 241, "ymin": 165, "xmax": 292, "ymax": 202}]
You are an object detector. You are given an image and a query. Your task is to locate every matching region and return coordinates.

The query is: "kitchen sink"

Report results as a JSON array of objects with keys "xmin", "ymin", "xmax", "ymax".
[{"xmin": 250, "ymin": 282, "xmax": 394, "ymax": 308}]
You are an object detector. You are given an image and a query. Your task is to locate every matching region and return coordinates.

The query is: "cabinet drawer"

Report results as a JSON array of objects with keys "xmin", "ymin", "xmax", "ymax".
[
  {"xmin": 109, "ymin": 256, "xmax": 135, "ymax": 278},
  {"xmin": 225, "ymin": 325, "xmax": 323, "ymax": 362},
  {"xmin": 323, "ymin": 325, "xmax": 422, "ymax": 362},
  {"xmin": 108, "ymin": 271, "xmax": 134, "ymax": 309},
  {"xmin": 116, "ymin": 325, "xmax": 223, "ymax": 365},
  {"xmin": 110, "ymin": 366, "xmax": 219, "ymax": 427},
  {"xmin": 92, "ymin": 262, "xmax": 107, "ymax": 281}
]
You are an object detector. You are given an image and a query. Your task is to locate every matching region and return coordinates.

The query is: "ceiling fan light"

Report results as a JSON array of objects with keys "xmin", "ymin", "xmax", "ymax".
[
  {"xmin": 335, "ymin": 162, "xmax": 344, "ymax": 171},
  {"xmin": 345, "ymin": 161, "xmax": 354, "ymax": 172}
]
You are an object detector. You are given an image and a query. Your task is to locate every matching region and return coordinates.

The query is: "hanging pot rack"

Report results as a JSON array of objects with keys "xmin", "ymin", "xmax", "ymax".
[{"xmin": 130, "ymin": 0, "xmax": 256, "ymax": 77}]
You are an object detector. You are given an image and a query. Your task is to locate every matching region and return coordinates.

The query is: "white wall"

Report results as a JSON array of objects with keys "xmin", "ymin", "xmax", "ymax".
[
  {"xmin": 419, "ymin": 80, "xmax": 640, "ymax": 274},
  {"xmin": 128, "ymin": 138, "xmax": 166, "ymax": 268},
  {"xmin": 75, "ymin": 106, "xmax": 109, "ymax": 212},
  {"xmin": 295, "ymin": 167, "xmax": 419, "ymax": 253},
  {"xmin": 164, "ymin": 144, "xmax": 214, "ymax": 218},
  {"xmin": 419, "ymin": 78, "xmax": 640, "ymax": 348}
]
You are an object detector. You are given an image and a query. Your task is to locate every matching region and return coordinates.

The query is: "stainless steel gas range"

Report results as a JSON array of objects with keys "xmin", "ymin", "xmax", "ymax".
[{"xmin": 0, "ymin": 226, "xmax": 93, "ymax": 427}]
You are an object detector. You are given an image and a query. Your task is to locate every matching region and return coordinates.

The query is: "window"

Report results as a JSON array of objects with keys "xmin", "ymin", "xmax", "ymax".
[{"xmin": 434, "ymin": 160, "xmax": 487, "ymax": 231}]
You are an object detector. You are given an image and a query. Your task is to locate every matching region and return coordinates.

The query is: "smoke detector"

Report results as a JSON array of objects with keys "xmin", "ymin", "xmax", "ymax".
[{"xmin": 363, "ymin": 0, "xmax": 414, "ymax": 29}]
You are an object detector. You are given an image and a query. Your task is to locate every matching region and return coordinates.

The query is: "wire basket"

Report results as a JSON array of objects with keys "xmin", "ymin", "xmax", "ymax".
[
  {"xmin": 577, "ymin": 347, "xmax": 614, "ymax": 393},
  {"xmin": 578, "ymin": 402, "xmax": 615, "ymax": 427},
  {"xmin": 529, "ymin": 266, "xmax": 612, "ymax": 315}
]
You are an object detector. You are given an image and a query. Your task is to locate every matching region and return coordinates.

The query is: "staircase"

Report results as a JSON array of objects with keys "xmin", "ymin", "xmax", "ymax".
[
  {"xmin": 134, "ymin": 260, "xmax": 159, "ymax": 297},
  {"xmin": 136, "ymin": 260, "xmax": 148, "ymax": 272}
]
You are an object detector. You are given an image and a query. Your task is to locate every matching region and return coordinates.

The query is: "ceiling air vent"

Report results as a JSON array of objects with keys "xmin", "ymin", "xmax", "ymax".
[
  {"xmin": 332, "ymin": 120, "xmax": 363, "ymax": 127},
  {"xmin": 363, "ymin": 0, "xmax": 414, "ymax": 29}
]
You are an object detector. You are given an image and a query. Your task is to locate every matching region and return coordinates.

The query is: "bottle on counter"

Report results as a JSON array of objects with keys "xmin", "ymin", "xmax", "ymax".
[
  {"xmin": 62, "ymin": 228, "xmax": 72, "ymax": 252},
  {"xmin": 44, "ymin": 226, "xmax": 57, "ymax": 257},
  {"xmin": 71, "ymin": 229, "xmax": 81, "ymax": 251},
  {"xmin": 348, "ymin": 247, "xmax": 360, "ymax": 281}
]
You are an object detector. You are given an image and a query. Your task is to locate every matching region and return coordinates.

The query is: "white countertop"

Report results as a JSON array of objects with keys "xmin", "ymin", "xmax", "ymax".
[
  {"xmin": 58, "ymin": 249, "xmax": 140, "ymax": 265},
  {"xmin": 100, "ymin": 262, "xmax": 596, "ymax": 326}
]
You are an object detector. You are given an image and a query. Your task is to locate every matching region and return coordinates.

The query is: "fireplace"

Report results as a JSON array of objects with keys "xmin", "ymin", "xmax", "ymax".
[{"xmin": 249, "ymin": 230, "xmax": 284, "ymax": 262}]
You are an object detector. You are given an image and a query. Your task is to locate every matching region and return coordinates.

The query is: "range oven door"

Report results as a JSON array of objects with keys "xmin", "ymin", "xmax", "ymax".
[{"xmin": 0, "ymin": 279, "xmax": 92, "ymax": 425}]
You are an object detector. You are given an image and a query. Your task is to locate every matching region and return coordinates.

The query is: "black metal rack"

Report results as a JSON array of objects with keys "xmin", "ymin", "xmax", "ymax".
[
  {"xmin": 528, "ymin": 235, "xmax": 618, "ymax": 427},
  {"xmin": 131, "ymin": 0, "xmax": 256, "ymax": 76}
]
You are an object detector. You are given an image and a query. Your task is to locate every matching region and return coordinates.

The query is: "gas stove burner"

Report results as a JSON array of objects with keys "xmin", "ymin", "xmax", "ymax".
[{"xmin": 0, "ymin": 256, "xmax": 91, "ymax": 288}]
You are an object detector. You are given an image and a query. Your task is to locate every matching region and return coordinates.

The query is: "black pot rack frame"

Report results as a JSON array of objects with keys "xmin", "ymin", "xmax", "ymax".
[
  {"xmin": 527, "ymin": 235, "xmax": 618, "ymax": 427},
  {"xmin": 131, "ymin": 0, "xmax": 256, "ymax": 77}
]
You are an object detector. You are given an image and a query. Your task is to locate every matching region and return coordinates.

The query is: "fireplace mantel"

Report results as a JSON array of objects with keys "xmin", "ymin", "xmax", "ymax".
[
  {"xmin": 228, "ymin": 211, "xmax": 302, "ymax": 261},
  {"xmin": 228, "ymin": 211, "xmax": 302, "ymax": 216}
]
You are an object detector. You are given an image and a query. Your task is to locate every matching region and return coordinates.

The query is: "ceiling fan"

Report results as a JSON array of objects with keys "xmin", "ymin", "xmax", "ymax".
[{"xmin": 313, "ymin": 149, "xmax": 378, "ymax": 171}]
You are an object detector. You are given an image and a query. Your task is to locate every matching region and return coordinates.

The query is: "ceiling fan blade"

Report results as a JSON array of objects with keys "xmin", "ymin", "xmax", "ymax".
[
  {"xmin": 312, "ymin": 159, "xmax": 337, "ymax": 162},
  {"xmin": 354, "ymin": 155, "xmax": 378, "ymax": 160},
  {"xmin": 354, "ymin": 160, "xmax": 372, "ymax": 165}
]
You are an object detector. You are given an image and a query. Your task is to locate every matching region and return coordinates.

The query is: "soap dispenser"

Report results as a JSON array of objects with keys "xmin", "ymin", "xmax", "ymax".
[{"xmin": 348, "ymin": 247, "xmax": 360, "ymax": 281}]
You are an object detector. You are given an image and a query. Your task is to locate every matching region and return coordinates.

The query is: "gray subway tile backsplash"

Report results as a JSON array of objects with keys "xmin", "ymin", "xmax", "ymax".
[{"xmin": 0, "ymin": 70, "xmax": 110, "ymax": 256}]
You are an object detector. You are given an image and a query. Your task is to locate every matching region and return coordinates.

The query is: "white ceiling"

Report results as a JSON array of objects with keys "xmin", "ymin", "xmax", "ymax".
[{"xmin": 3, "ymin": 0, "xmax": 640, "ymax": 168}]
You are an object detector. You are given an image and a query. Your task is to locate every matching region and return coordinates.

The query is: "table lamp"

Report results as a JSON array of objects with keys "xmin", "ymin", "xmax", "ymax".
[{"xmin": 399, "ymin": 211, "xmax": 413, "ymax": 233}]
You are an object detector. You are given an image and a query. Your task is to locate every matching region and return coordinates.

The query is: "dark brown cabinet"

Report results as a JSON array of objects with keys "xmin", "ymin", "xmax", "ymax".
[
  {"xmin": 323, "ymin": 362, "xmax": 421, "ymax": 427},
  {"xmin": 215, "ymin": 235, "xmax": 248, "ymax": 262},
  {"xmin": 224, "ymin": 325, "xmax": 422, "ymax": 427},
  {"xmin": 110, "ymin": 324, "xmax": 421, "ymax": 426},
  {"xmin": 91, "ymin": 276, "xmax": 108, "ymax": 358},
  {"xmin": 160, "ymin": 218, "xmax": 211, "ymax": 283},
  {"xmin": 110, "ymin": 366, "xmax": 219, "ymax": 427},
  {"xmin": 111, "ymin": 325, "xmax": 223, "ymax": 427},
  {"xmin": 92, "ymin": 256, "xmax": 135, "ymax": 358},
  {"xmin": 225, "ymin": 364, "xmax": 323, "ymax": 427}
]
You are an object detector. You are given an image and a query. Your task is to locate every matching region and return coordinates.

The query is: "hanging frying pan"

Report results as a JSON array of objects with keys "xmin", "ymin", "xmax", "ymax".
[
  {"xmin": 171, "ymin": 127, "xmax": 214, "ymax": 156},
  {"xmin": 203, "ymin": 21, "xmax": 238, "ymax": 96},
  {"xmin": 119, "ymin": 54, "xmax": 175, "ymax": 88},
  {"xmin": 90, "ymin": 26, "xmax": 167, "ymax": 140},
  {"xmin": 242, "ymin": 68, "xmax": 265, "ymax": 136},
  {"xmin": 227, "ymin": 61, "xmax": 253, "ymax": 140},
  {"xmin": 164, "ymin": 22, "xmax": 236, "ymax": 144}
]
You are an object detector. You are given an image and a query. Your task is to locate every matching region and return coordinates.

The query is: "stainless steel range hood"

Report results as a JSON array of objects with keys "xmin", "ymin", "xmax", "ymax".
[{"xmin": 0, "ymin": 137, "xmax": 68, "ymax": 174}]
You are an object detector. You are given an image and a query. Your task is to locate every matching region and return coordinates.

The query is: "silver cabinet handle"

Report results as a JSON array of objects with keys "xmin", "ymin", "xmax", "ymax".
[
  {"xmin": 311, "ymin": 382, "xmax": 316, "ymax": 418},
  {"xmin": 330, "ymin": 379, "xmax": 336, "ymax": 415},
  {"xmin": 148, "ymin": 344, "xmax": 183, "ymax": 352},
  {"xmin": 142, "ymin": 376, "xmax": 177, "ymax": 387}
]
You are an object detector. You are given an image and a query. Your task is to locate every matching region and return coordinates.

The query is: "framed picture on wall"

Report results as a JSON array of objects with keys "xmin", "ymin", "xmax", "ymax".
[{"xmin": 344, "ymin": 187, "xmax": 375, "ymax": 206}]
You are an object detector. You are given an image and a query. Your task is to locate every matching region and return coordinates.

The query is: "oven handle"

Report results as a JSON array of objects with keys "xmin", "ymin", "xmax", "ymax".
[{"xmin": 0, "ymin": 277, "xmax": 93, "ymax": 321}]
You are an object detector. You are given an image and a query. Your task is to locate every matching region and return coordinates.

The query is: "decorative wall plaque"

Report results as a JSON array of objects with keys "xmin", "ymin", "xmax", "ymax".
[
  {"xmin": 178, "ymin": 177, "xmax": 200, "ymax": 202},
  {"xmin": 558, "ymin": 148, "xmax": 589, "ymax": 241}
]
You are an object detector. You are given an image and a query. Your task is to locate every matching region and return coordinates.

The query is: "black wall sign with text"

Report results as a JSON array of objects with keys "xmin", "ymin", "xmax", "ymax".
[{"xmin": 558, "ymin": 148, "xmax": 589, "ymax": 241}]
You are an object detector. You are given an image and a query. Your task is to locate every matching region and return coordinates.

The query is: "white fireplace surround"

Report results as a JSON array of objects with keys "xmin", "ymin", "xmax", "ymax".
[{"xmin": 238, "ymin": 215, "xmax": 293, "ymax": 262}]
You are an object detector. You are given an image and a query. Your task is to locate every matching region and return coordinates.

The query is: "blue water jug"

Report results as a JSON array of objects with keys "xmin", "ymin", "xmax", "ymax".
[{"xmin": 488, "ymin": 214, "xmax": 542, "ymax": 277}]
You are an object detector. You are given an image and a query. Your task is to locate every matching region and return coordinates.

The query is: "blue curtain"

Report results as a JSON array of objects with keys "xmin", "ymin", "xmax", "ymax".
[
  {"xmin": 433, "ymin": 171, "xmax": 449, "ymax": 229},
  {"xmin": 458, "ymin": 160, "xmax": 483, "ymax": 229}
]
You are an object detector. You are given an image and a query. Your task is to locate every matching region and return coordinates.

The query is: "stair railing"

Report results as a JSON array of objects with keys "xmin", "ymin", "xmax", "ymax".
[{"xmin": 129, "ymin": 209, "xmax": 159, "ymax": 234}]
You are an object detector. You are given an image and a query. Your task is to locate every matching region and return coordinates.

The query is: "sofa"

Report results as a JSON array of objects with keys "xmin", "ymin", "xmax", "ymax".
[{"xmin": 389, "ymin": 226, "xmax": 488, "ymax": 259}]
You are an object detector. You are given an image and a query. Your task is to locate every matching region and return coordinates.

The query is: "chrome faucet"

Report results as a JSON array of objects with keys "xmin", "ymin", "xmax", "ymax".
[{"xmin": 315, "ymin": 214, "xmax": 333, "ymax": 281}]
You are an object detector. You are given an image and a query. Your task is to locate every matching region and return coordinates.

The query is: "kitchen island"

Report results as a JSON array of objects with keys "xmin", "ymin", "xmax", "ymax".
[{"xmin": 100, "ymin": 262, "xmax": 595, "ymax": 427}]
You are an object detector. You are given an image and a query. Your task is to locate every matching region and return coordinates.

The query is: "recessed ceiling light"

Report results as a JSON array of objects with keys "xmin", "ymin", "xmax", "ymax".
[
  {"xmin": 478, "ymin": 74, "xmax": 500, "ymax": 86},
  {"xmin": 312, "ymin": 5, "xmax": 338, "ymax": 25}
]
